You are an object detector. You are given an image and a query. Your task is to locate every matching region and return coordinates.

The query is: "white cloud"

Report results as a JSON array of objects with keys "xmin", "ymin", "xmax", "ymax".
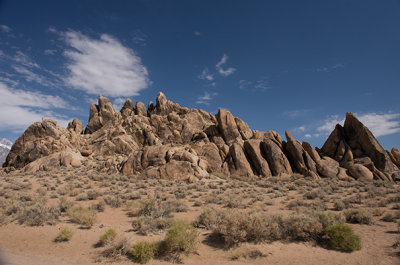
[
  {"xmin": 295, "ymin": 126, "xmax": 306, "ymax": 132},
  {"xmin": 113, "ymin": 97, "xmax": 126, "ymax": 111},
  {"xmin": 317, "ymin": 113, "xmax": 400, "ymax": 137},
  {"xmin": 304, "ymin": 134, "xmax": 312, "ymax": 138},
  {"xmin": 216, "ymin": 54, "xmax": 236, "ymax": 77},
  {"xmin": 198, "ymin": 68, "xmax": 214, "ymax": 81},
  {"xmin": 196, "ymin": 91, "xmax": 217, "ymax": 105},
  {"xmin": 0, "ymin": 25, "xmax": 12, "ymax": 33},
  {"xmin": 0, "ymin": 82, "xmax": 70, "ymax": 131},
  {"xmin": 357, "ymin": 113, "xmax": 400, "ymax": 137},
  {"xmin": 194, "ymin": 31, "xmax": 201, "ymax": 36},
  {"xmin": 317, "ymin": 115, "xmax": 344, "ymax": 134},
  {"xmin": 62, "ymin": 30, "xmax": 150, "ymax": 97}
]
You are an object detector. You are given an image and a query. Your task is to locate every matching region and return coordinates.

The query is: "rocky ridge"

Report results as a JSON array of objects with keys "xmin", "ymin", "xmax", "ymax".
[{"xmin": 2, "ymin": 92, "xmax": 400, "ymax": 182}]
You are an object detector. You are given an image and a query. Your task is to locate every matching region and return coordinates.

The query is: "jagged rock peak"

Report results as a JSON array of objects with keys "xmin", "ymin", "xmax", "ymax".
[
  {"xmin": 3, "ymin": 91, "xmax": 399, "ymax": 183},
  {"xmin": 321, "ymin": 112, "xmax": 398, "ymax": 180}
]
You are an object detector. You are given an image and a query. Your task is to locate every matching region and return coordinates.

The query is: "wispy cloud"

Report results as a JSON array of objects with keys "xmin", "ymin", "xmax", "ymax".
[
  {"xmin": 317, "ymin": 63, "xmax": 345, "ymax": 73},
  {"xmin": 196, "ymin": 91, "xmax": 217, "ymax": 105},
  {"xmin": 0, "ymin": 25, "xmax": 12, "ymax": 33},
  {"xmin": 294, "ymin": 125, "xmax": 306, "ymax": 132},
  {"xmin": 13, "ymin": 51, "xmax": 40, "ymax": 69},
  {"xmin": 61, "ymin": 30, "xmax": 150, "ymax": 97},
  {"xmin": 194, "ymin": 31, "xmax": 201, "ymax": 36},
  {"xmin": 44, "ymin": 49, "xmax": 57, "ymax": 55},
  {"xmin": 0, "ymin": 82, "xmax": 70, "ymax": 131},
  {"xmin": 198, "ymin": 68, "xmax": 214, "ymax": 81},
  {"xmin": 132, "ymin": 29, "xmax": 147, "ymax": 46},
  {"xmin": 12, "ymin": 65, "xmax": 56, "ymax": 87},
  {"xmin": 239, "ymin": 78, "xmax": 269, "ymax": 92},
  {"xmin": 317, "ymin": 112, "xmax": 400, "ymax": 137},
  {"xmin": 216, "ymin": 54, "xmax": 236, "ymax": 77}
]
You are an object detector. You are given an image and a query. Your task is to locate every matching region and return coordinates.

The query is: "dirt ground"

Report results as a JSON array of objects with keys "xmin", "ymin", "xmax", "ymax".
[{"xmin": 0, "ymin": 168, "xmax": 399, "ymax": 265}]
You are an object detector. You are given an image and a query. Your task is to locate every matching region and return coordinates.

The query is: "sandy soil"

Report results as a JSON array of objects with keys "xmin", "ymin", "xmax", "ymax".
[{"xmin": 0, "ymin": 168, "xmax": 399, "ymax": 265}]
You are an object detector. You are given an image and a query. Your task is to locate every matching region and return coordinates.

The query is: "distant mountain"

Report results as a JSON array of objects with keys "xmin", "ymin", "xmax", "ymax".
[{"xmin": 0, "ymin": 138, "xmax": 12, "ymax": 167}]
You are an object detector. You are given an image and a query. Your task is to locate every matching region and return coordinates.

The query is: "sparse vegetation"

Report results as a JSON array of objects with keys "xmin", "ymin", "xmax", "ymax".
[
  {"xmin": 17, "ymin": 204, "xmax": 59, "ymax": 226},
  {"xmin": 99, "ymin": 228, "xmax": 117, "ymax": 245},
  {"xmin": 54, "ymin": 227, "xmax": 74, "ymax": 242},
  {"xmin": 67, "ymin": 206, "xmax": 96, "ymax": 228},
  {"xmin": 344, "ymin": 209, "xmax": 373, "ymax": 225},
  {"xmin": 162, "ymin": 219, "xmax": 199, "ymax": 257}
]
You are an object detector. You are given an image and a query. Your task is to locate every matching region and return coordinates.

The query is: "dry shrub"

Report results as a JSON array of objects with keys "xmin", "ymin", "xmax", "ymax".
[
  {"xmin": 197, "ymin": 206, "xmax": 344, "ymax": 247},
  {"xmin": 344, "ymin": 209, "xmax": 373, "ymax": 224},
  {"xmin": 67, "ymin": 206, "xmax": 96, "ymax": 228},
  {"xmin": 102, "ymin": 237, "xmax": 130, "ymax": 259},
  {"xmin": 131, "ymin": 216, "xmax": 171, "ymax": 235},
  {"xmin": 17, "ymin": 204, "xmax": 59, "ymax": 226}
]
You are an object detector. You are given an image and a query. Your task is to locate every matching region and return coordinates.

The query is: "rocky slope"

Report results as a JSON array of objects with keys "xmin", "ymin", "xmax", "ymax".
[
  {"xmin": 0, "ymin": 138, "xmax": 12, "ymax": 167},
  {"xmin": 2, "ymin": 92, "xmax": 400, "ymax": 181}
]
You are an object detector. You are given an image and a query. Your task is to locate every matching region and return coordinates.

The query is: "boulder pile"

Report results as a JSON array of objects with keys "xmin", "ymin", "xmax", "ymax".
[{"xmin": 3, "ymin": 92, "xmax": 400, "ymax": 182}]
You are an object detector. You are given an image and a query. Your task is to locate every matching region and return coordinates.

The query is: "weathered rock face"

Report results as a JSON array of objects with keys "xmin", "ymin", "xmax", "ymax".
[
  {"xmin": 67, "ymin": 118, "xmax": 84, "ymax": 135},
  {"xmin": 215, "ymin": 109, "xmax": 241, "ymax": 145},
  {"xmin": 225, "ymin": 143, "xmax": 254, "ymax": 177},
  {"xmin": 316, "ymin": 156, "xmax": 350, "ymax": 179},
  {"xmin": 321, "ymin": 112, "xmax": 398, "ymax": 181},
  {"xmin": 3, "ymin": 118, "xmax": 75, "ymax": 169},
  {"xmin": 389, "ymin": 147, "xmax": 400, "ymax": 168},
  {"xmin": 344, "ymin": 112, "xmax": 397, "ymax": 173},
  {"xmin": 85, "ymin": 96, "xmax": 117, "ymax": 134},
  {"xmin": 261, "ymin": 139, "xmax": 292, "ymax": 176},
  {"xmin": 3, "ymin": 93, "xmax": 399, "ymax": 182},
  {"xmin": 347, "ymin": 164, "xmax": 374, "ymax": 180},
  {"xmin": 244, "ymin": 139, "xmax": 271, "ymax": 177},
  {"xmin": 285, "ymin": 131, "xmax": 317, "ymax": 175},
  {"xmin": 24, "ymin": 150, "xmax": 84, "ymax": 173}
]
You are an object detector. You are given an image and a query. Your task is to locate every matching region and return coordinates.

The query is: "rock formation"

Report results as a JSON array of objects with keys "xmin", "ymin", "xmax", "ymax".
[{"xmin": 3, "ymin": 92, "xmax": 399, "ymax": 182}]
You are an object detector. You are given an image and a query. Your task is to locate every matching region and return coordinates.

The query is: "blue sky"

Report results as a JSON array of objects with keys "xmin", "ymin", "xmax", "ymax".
[{"xmin": 0, "ymin": 0, "xmax": 399, "ymax": 149}]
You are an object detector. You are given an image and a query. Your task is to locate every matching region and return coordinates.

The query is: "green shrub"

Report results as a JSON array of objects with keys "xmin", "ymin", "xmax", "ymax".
[
  {"xmin": 54, "ymin": 227, "xmax": 73, "ymax": 242},
  {"xmin": 325, "ymin": 223, "xmax": 361, "ymax": 251},
  {"xmin": 129, "ymin": 241, "xmax": 159, "ymax": 264},
  {"xmin": 67, "ymin": 206, "xmax": 96, "ymax": 228},
  {"xmin": 99, "ymin": 228, "xmax": 117, "ymax": 245},
  {"xmin": 162, "ymin": 219, "xmax": 199, "ymax": 256},
  {"xmin": 344, "ymin": 209, "xmax": 372, "ymax": 224}
]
